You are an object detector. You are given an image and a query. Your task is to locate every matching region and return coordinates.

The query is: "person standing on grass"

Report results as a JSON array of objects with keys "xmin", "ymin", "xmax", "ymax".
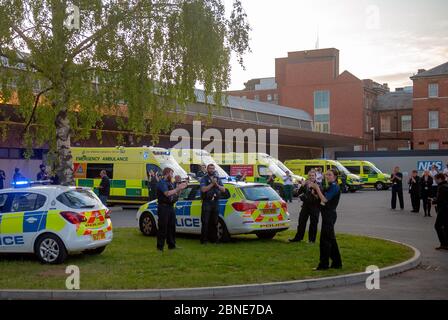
[
  {"xmin": 98, "ymin": 170, "xmax": 110, "ymax": 206},
  {"xmin": 289, "ymin": 170, "xmax": 321, "ymax": 244},
  {"xmin": 408, "ymin": 170, "xmax": 421, "ymax": 213},
  {"xmin": 310, "ymin": 169, "xmax": 342, "ymax": 270},
  {"xmin": 156, "ymin": 167, "xmax": 187, "ymax": 251},
  {"xmin": 391, "ymin": 166, "xmax": 404, "ymax": 210},
  {"xmin": 433, "ymin": 173, "xmax": 448, "ymax": 251},
  {"xmin": 283, "ymin": 171, "xmax": 294, "ymax": 203},
  {"xmin": 421, "ymin": 170, "xmax": 434, "ymax": 217}
]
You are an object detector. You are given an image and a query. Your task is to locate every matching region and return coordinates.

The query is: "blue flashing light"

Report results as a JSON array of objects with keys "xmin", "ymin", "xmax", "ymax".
[{"xmin": 12, "ymin": 180, "xmax": 30, "ymax": 188}]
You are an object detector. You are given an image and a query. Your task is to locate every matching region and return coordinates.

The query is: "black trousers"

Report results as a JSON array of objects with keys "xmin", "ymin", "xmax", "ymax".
[
  {"xmin": 319, "ymin": 213, "xmax": 342, "ymax": 269},
  {"xmin": 422, "ymin": 193, "xmax": 432, "ymax": 215},
  {"xmin": 410, "ymin": 192, "xmax": 420, "ymax": 212},
  {"xmin": 391, "ymin": 186, "xmax": 404, "ymax": 209},
  {"xmin": 294, "ymin": 205, "xmax": 320, "ymax": 242},
  {"xmin": 157, "ymin": 204, "xmax": 176, "ymax": 250},
  {"xmin": 201, "ymin": 201, "xmax": 219, "ymax": 243},
  {"xmin": 435, "ymin": 212, "xmax": 448, "ymax": 247}
]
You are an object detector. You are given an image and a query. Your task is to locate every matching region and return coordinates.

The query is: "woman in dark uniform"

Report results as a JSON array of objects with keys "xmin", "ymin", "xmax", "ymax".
[
  {"xmin": 408, "ymin": 170, "xmax": 421, "ymax": 213},
  {"xmin": 420, "ymin": 170, "xmax": 433, "ymax": 217},
  {"xmin": 311, "ymin": 169, "xmax": 342, "ymax": 270}
]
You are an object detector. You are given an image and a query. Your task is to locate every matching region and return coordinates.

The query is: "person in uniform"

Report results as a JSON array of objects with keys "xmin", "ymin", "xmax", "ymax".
[
  {"xmin": 310, "ymin": 169, "xmax": 342, "ymax": 270},
  {"xmin": 0, "ymin": 169, "xmax": 6, "ymax": 189},
  {"xmin": 421, "ymin": 170, "xmax": 434, "ymax": 217},
  {"xmin": 156, "ymin": 167, "xmax": 187, "ymax": 251},
  {"xmin": 433, "ymin": 173, "xmax": 448, "ymax": 251},
  {"xmin": 147, "ymin": 170, "xmax": 159, "ymax": 201},
  {"xmin": 283, "ymin": 171, "xmax": 294, "ymax": 203},
  {"xmin": 408, "ymin": 170, "xmax": 421, "ymax": 213},
  {"xmin": 196, "ymin": 165, "xmax": 207, "ymax": 179},
  {"xmin": 391, "ymin": 166, "xmax": 404, "ymax": 210},
  {"xmin": 98, "ymin": 170, "xmax": 110, "ymax": 205},
  {"xmin": 200, "ymin": 164, "xmax": 226, "ymax": 244},
  {"xmin": 289, "ymin": 170, "xmax": 321, "ymax": 244}
]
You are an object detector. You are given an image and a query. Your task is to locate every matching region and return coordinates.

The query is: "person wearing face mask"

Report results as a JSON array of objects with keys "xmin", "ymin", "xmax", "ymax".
[
  {"xmin": 408, "ymin": 170, "xmax": 421, "ymax": 213},
  {"xmin": 289, "ymin": 170, "xmax": 321, "ymax": 244}
]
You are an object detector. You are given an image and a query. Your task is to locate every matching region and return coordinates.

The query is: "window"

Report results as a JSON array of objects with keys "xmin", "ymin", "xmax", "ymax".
[
  {"xmin": 363, "ymin": 166, "xmax": 375, "ymax": 175},
  {"xmin": 179, "ymin": 185, "xmax": 201, "ymax": 201},
  {"xmin": 240, "ymin": 186, "xmax": 281, "ymax": 201},
  {"xmin": 86, "ymin": 163, "xmax": 114, "ymax": 179},
  {"xmin": 0, "ymin": 194, "xmax": 8, "ymax": 213},
  {"xmin": 241, "ymin": 96, "xmax": 247, "ymax": 99},
  {"xmin": 429, "ymin": 111, "xmax": 439, "ymax": 129},
  {"xmin": 304, "ymin": 165, "xmax": 324, "ymax": 174},
  {"xmin": 314, "ymin": 90, "xmax": 330, "ymax": 133},
  {"xmin": 345, "ymin": 166, "xmax": 360, "ymax": 174},
  {"xmin": 10, "ymin": 193, "xmax": 47, "ymax": 212},
  {"xmin": 254, "ymin": 95, "xmax": 260, "ymax": 101},
  {"xmin": 377, "ymin": 147, "xmax": 388, "ymax": 151},
  {"xmin": 428, "ymin": 83, "xmax": 439, "ymax": 98},
  {"xmin": 428, "ymin": 141, "xmax": 439, "ymax": 150},
  {"xmin": 273, "ymin": 94, "xmax": 279, "ymax": 101},
  {"xmin": 314, "ymin": 122, "xmax": 330, "ymax": 133},
  {"xmin": 267, "ymin": 94, "xmax": 272, "ymax": 101},
  {"xmin": 258, "ymin": 166, "xmax": 273, "ymax": 177},
  {"xmin": 56, "ymin": 190, "xmax": 102, "ymax": 209},
  {"xmin": 401, "ymin": 115, "xmax": 412, "ymax": 132},
  {"xmin": 380, "ymin": 115, "xmax": 391, "ymax": 133}
]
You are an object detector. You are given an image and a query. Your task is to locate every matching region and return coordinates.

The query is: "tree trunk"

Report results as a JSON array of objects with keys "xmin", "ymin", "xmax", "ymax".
[{"xmin": 55, "ymin": 108, "xmax": 74, "ymax": 186}]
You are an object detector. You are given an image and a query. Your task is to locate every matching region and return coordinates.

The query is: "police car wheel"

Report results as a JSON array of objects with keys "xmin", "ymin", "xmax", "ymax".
[
  {"xmin": 140, "ymin": 212, "xmax": 157, "ymax": 236},
  {"xmin": 375, "ymin": 182, "xmax": 384, "ymax": 191},
  {"xmin": 217, "ymin": 219, "xmax": 230, "ymax": 242},
  {"xmin": 256, "ymin": 231, "xmax": 277, "ymax": 240},
  {"xmin": 35, "ymin": 234, "xmax": 67, "ymax": 264}
]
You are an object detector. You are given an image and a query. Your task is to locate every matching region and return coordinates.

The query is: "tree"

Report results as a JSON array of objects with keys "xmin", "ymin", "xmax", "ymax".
[{"xmin": 0, "ymin": 0, "xmax": 250, "ymax": 185}]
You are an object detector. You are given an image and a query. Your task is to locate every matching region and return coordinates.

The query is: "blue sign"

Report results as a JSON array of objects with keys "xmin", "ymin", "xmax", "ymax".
[{"xmin": 417, "ymin": 161, "xmax": 443, "ymax": 171}]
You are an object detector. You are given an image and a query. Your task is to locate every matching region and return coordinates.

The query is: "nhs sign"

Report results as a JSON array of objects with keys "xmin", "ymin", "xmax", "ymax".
[{"xmin": 417, "ymin": 161, "xmax": 443, "ymax": 171}]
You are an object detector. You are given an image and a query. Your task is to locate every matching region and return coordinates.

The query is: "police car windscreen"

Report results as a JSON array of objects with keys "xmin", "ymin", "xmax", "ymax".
[
  {"xmin": 241, "ymin": 186, "xmax": 282, "ymax": 201},
  {"xmin": 56, "ymin": 190, "xmax": 103, "ymax": 209}
]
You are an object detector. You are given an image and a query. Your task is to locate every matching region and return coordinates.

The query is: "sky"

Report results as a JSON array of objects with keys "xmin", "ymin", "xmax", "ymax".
[{"xmin": 225, "ymin": 0, "xmax": 448, "ymax": 91}]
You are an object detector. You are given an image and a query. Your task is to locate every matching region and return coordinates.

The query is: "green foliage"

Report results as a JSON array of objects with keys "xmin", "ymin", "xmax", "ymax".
[{"xmin": 0, "ymin": 0, "xmax": 250, "ymax": 181}]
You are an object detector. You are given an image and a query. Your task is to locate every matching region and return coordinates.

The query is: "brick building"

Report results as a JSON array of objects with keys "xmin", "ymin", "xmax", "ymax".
[
  {"xmin": 411, "ymin": 62, "xmax": 448, "ymax": 150},
  {"xmin": 229, "ymin": 48, "xmax": 389, "ymax": 150},
  {"xmin": 372, "ymin": 89, "xmax": 413, "ymax": 151}
]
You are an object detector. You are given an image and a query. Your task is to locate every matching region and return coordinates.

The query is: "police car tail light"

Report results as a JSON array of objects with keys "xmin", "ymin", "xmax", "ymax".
[
  {"xmin": 232, "ymin": 202, "xmax": 257, "ymax": 213},
  {"xmin": 105, "ymin": 209, "xmax": 112, "ymax": 219},
  {"xmin": 60, "ymin": 211, "xmax": 87, "ymax": 224},
  {"xmin": 281, "ymin": 201, "xmax": 288, "ymax": 211}
]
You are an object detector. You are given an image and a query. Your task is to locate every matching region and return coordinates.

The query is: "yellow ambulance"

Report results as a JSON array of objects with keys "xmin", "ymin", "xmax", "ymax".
[
  {"xmin": 283, "ymin": 159, "xmax": 363, "ymax": 193},
  {"xmin": 71, "ymin": 147, "xmax": 190, "ymax": 204},
  {"xmin": 338, "ymin": 160, "xmax": 392, "ymax": 191}
]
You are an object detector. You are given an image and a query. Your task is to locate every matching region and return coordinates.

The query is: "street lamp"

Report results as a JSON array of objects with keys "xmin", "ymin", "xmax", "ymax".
[{"xmin": 370, "ymin": 127, "xmax": 376, "ymax": 151}]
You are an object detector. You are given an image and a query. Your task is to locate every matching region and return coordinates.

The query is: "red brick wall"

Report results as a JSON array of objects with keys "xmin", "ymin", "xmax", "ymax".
[{"xmin": 412, "ymin": 76, "xmax": 448, "ymax": 149}]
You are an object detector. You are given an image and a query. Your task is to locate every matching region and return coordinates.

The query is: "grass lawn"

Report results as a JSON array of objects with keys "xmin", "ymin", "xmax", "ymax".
[{"xmin": 0, "ymin": 228, "xmax": 414, "ymax": 290}]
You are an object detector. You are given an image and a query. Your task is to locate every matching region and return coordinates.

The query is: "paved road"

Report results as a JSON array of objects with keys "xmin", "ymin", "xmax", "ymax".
[{"xmin": 111, "ymin": 190, "xmax": 448, "ymax": 300}]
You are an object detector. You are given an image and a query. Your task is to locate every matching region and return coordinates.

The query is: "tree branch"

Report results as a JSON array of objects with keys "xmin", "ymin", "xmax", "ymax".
[{"xmin": 22, "ymin": 87, "xmax": 53, "ymax": 134}]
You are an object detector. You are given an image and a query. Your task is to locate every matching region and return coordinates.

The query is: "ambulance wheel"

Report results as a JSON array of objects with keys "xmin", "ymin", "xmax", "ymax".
[
  {"xmin": 256, "ymin": 231, "xmax": 277, "ymax": 240},
  {"xmin": 84, "ymin": 246, "xmax": 107, "ymax": 255},
  {"xmin": 375, "ymin": 182, "xmax": 384, "ymax": 191},
  {"xmin": 217, "ymin": 218, "xmax": 231, "ymax": 243},
  {"xmin": 139, "ymin": 212, "xmax": 157, "ymax": 236},
  {"xmin": 35, "ymin": 233, "xmax": 68, "ymax": 264}
]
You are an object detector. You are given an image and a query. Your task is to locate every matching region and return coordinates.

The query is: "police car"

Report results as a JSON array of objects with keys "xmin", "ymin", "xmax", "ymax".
[
  {"xmin": 0, "ymin": 182, "xmax": 113, "ymax": 264},
  {"xmin": 137, "ymin": 182, "xmax": 291, "ymax": 241}
]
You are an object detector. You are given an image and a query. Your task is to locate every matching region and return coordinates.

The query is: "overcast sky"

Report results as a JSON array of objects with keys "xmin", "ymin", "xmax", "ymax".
[{"xmin": 225, "ymin": 0, "xmax": 448, "ymax": 91}]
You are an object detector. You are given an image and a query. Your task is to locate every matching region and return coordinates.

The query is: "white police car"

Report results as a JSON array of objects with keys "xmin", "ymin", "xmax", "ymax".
[{"xmin": 0, "ymin": 183, "xmax": 113, "ymax": 264}]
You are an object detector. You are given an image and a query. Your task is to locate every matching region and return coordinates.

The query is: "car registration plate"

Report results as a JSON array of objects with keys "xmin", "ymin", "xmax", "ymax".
[{"xmin": 92, "ymin": 233, "xmax": 106, "ymax": 241}]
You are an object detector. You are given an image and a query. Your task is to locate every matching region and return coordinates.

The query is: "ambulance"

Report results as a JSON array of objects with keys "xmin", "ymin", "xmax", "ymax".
[
  {"xmin": 71, "ymin": 147, "xmax": 190, "ymax": 204},
  {"xmin": 212, "ymin": 153, "xmax": 303, "ymax": 196},
  {"xmin": 283, "ymin": 159, "xmax": 363, "ymax": 193},
  {"xmin": 170, "ymin": 149, "xmax": 230, "ymax": 180},
  {"xmin": 338, "ymin": 160, "xmax": 391, "ymax": 191}
]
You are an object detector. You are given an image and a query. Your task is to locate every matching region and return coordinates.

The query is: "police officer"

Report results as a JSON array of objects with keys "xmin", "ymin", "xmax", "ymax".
[
  {"xmin": 408, "ymin": 170, "xmax": 421, "ymax": 213},
  {"xmin": 156, "ymin": 167, "xmax": 187, "ymax": 251},
  {"xmin": 433, "ymin": 173, "xmax": 448, "ymax": 251},
  {"xmin": 200, "ymin": 164, "xmax": 226, "ymax": 244},
  {"xmin": 311, "ymin": 169, "xmax": 342, "ymax": 270},
  {"xmin": 289, "ymin": 170, "xmax": 321, "ymax": 244},
  {"xmin": 391, "ymin": 166, "xmax": 404, "ymax": 210}
]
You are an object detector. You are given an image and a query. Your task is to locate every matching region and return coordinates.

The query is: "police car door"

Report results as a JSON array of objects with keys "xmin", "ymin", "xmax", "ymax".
[
  {"xmin": 175, "ymin": 185, "xmax": 201, "ymax": 234},
  {"xmin": 0, "ymin": 192, "xmax": 48, "ymax": 253}
]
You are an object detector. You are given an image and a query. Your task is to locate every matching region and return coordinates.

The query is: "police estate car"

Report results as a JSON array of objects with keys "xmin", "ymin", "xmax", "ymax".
[
  {"xmin": 137, "ymin": 182, "xmax": 291, "ymax": 241},
  {"xmin": 0, "ymin": 183, "xmax": 113, "ymax": 264}
]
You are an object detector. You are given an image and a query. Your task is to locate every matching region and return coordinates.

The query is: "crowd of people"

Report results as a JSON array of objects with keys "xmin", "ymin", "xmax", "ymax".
[
  {"xmin": 0, "ymin": 164, "xmax": 60, "ymax": 189},
  {"xmin": 390, "ymin": 163, "xmax": 448, "ymax": 251}
]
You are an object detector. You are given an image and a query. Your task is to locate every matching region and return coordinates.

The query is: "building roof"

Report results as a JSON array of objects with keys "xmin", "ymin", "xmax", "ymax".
[
  {"xmin": 411, "ymin": 61, "xmax": 448, "ymax": 79},
  {"xmin": 374, "ymin": 91, "xmax": 412, "ymax": 111},
  {"xmin": 194, "ymin": 89, "xmax": 312, "ymax": 121}
]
